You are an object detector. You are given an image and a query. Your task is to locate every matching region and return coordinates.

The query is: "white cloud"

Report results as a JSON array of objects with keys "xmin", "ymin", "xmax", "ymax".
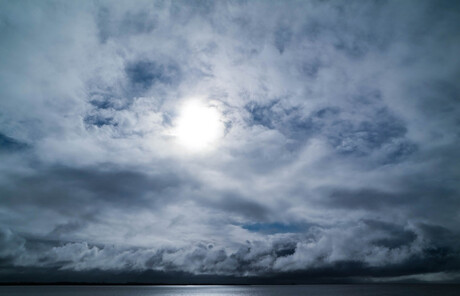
[{"xmin": 0, "ymin": 0, "xmax": 459, "ymax": 281}]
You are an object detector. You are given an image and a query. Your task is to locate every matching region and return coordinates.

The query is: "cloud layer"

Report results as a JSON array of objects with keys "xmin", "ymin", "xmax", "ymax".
[{"xmin": 1, "ymin": 0, "xmax": 459, "ymax": 283}]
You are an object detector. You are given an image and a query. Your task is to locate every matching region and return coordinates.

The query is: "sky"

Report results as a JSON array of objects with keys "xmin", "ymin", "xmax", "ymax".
[{"xmin": 0, "ymin": 0, "xmax": 460, "ymax": 284}]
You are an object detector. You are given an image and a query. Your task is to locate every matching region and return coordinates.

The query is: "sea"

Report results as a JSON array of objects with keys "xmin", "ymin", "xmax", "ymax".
[{"xmin": 0, "ymin": 285, "xmax": 459, "ymax": 296}]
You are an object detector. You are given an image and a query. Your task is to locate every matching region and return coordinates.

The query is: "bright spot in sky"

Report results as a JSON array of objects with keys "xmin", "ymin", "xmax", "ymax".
[{"xmin": 174, "ymin": 99, "xmax": 224, "ymax": 151}]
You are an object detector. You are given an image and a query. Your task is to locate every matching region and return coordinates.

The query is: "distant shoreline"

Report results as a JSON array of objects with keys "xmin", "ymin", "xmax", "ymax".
[{"xmin": 1, "ymin": 283, "xmax": 459, "ymax": 286}]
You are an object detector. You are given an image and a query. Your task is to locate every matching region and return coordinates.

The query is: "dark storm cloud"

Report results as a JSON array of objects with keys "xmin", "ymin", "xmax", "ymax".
[
  {"xmin": 242, "ymin": 222, "xmax": 306, "ymax": 235},
  {"xmin": 2, "ymin": 219, "xmax": 460, "ymax": 282},
  {"xmin": 205, "ymin": 192, "xmax": 271, "ymax": 221},
  {"xmin": 0, "ymin": 133, "xmax": 28, "ymax": 152},
  {"xmin": 1, "ymin": 165, "xmax": 189, "ymax": 212},
  {"xmin": 1, "ymin": 0, "xmax": 460, "ymax": 284},
  {"xmin": 362, "ymin": 219, "xmax": 417, "ymax": 249},
  {"xmin": 324, "ymin": 188, "xmax": 411, "ymax": 210}
]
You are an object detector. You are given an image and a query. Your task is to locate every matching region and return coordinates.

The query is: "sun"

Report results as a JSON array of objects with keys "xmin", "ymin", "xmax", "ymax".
[{"xmin": 174, "ymin": 99, "xmax": 224, "ymax": 151}]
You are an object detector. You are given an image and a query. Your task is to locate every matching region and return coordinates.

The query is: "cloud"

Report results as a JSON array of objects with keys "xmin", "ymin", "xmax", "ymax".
[
  {"xmin": 0, "ymin": 133, "xmax": 29, "ymax": 153},
  {"xmin": 0, "ymin": 0, "xmax": 459, "ymax": 283},
  {"xmin": 2, "ymin": 219, "xmax": 459, "ymax": 281}
]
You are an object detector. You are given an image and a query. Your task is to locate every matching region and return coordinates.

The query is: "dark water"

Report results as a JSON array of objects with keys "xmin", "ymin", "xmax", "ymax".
[{"xmin": 0, "ymin": 285, "xmax": 459, "ymax": 296}]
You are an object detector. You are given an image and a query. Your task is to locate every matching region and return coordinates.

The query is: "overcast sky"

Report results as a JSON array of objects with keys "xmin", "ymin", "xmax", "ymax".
[{"xmin": 1, "ymin": 0, "xmax": 460, "ymax": 284}]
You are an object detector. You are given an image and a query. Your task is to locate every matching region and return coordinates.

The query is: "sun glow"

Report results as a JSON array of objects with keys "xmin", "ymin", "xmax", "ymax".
[{"xmin": 174, "ymin": 99, "xmax": 224, "ymax": 151}]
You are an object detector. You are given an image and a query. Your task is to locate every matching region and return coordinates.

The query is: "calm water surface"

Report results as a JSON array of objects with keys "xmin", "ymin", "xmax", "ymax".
[{"xmin": 1, "ymin": 285, "xmax": 459, "ymax": 296}]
